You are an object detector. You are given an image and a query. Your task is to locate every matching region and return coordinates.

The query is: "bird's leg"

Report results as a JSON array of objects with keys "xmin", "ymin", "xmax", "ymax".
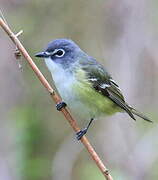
[
  {"xmin": 76, "ymin": 118, "xmax": 94, "ymax": 140},
  {"xmin": 56, "ymin": 101, "xmax": 67, "ymax": 111}
]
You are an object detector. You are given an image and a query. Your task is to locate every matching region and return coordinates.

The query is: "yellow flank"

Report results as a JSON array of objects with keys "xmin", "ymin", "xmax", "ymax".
[{"xmin": 73, "ymin": 68, "xmax": 121, "ymax": 117}]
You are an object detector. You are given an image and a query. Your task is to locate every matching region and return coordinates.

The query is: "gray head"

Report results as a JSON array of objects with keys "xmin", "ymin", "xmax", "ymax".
[{"xmin": 35, "ymin": 38, "xmax": 84, "ymax": 69}]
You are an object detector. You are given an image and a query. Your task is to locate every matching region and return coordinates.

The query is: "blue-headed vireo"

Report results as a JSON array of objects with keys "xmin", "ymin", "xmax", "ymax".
[{"xmin": 35, "ymin": 39, "xmax": 152, "ymax": 140}]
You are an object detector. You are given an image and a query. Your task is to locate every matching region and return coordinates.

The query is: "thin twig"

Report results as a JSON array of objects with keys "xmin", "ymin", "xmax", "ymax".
[
  {"xmin": 0, "ymin": 17, "xmax": 113, "ymax": 180},
  {"xmin": 15, "ymin": 30, "xmax": 23, "ymax": 37},
  {"xmin": 0, "ymin": 9, "xmax": 8, "ymax": 25}
]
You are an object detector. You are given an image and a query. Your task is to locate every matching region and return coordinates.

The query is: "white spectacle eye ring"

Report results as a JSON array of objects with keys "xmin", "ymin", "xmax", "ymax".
[{"xmin": 54, "ymin": 49, "xmax": 65, "ymax": 57}]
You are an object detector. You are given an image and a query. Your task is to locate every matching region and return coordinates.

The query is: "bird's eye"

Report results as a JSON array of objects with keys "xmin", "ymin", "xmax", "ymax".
[{"xmin": 55, "ymin": 49, "xmax": 65, "ymax": 57}]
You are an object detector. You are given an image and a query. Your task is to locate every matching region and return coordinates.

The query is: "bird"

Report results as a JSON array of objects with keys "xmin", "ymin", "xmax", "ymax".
[{"xmin": 35, "ymin": 38, "xmax": 152, "ymax": 140}]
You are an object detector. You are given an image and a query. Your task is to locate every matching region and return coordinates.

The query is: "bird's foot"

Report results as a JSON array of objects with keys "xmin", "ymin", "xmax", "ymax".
[
  {"xmin": 76, "ymin": 118, "xmax": 94, "ymax": 140},
  {"xmin": 56, "ymin": 101, "xmax": 67, "ymax": 111},
  {"xmin": 76, "ymin": 128, "xmax": 87, "ymax": 140}
]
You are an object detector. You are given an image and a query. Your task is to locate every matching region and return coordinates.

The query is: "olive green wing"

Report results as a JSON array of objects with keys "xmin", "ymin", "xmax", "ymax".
[{"xmin": 80, "ymin": 59, "xmax": 136, "ymax": 120}]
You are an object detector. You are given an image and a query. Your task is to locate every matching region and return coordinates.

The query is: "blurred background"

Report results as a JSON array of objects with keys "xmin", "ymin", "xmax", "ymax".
[{"xmin": 0, "ymin": 0, "xmax": 158, "ymax": 179}]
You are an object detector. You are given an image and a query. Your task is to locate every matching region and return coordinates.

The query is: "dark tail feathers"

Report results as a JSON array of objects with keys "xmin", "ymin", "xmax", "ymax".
[{"xmin": 129, "ymin": 106, "xmax": 152, "ymax": 123}]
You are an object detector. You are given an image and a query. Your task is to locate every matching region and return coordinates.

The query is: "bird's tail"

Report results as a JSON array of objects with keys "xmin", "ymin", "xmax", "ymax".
[{"xmin": 129, "ymin": 106, "xmax": 152, "ymax": 123}]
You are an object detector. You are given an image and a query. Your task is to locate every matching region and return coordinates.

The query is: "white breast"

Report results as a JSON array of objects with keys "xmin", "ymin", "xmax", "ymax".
[
  {"xmin": 45, "ymin": 58, "xmax": 75, "ymax": 101},
  {"xmin": 44, "ymin": 58, "xmax": 93, "ymax": 121}
]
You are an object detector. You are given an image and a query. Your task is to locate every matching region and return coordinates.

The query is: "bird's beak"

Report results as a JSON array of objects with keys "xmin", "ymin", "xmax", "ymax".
[{"xmin": 35, "ymin": 51, "xmax": 50, "ymax": 58}]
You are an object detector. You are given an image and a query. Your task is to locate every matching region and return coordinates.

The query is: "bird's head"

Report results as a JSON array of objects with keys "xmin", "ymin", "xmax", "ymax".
[{"xmin": 35, "ymin": 39, "xmax": 83, "ymax": 71}]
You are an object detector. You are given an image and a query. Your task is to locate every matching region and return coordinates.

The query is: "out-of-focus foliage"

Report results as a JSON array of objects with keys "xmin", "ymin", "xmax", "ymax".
[{"xmin": 0, "ymin": 0, "xmax": 158, "ymax": 180}]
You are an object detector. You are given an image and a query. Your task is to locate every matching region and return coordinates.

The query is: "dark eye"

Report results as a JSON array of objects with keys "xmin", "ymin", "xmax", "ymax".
[{"xmin": 55, "ymin": 49, "xmax": 65, "ymax": 57}]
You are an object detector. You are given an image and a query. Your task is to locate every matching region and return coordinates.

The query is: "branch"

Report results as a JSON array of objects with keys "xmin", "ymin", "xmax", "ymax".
[{"xmin": 0, "ymin": 17, "xmax": 113, "ymax": 180}]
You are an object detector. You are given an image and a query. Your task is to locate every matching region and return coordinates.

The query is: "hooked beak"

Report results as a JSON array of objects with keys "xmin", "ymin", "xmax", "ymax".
[{"xmin": 35, "ymin": 51, "xmax": 50, "ymax": 58}]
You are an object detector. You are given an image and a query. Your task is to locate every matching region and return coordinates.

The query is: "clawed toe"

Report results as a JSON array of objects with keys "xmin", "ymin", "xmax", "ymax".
[
  {"xmin": 56, "ymin": 101, "xmax": 67, "ymax": 111},
  {"xmin": 76, "ymin": 129, "xmax": 87, "ymax": 140}
]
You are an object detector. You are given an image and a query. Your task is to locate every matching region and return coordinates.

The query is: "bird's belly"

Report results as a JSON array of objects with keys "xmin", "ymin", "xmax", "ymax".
[
  {"xmin": 56, "ymin": 79, "xmax": 120, "ymax": 121},
  {"xmin": 56, "ymin": 80, "xmax": 93, "ymax": 120},
  {"xmin": 45, "ymin": 59, "xmax": 96, "ymax": 120}
]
